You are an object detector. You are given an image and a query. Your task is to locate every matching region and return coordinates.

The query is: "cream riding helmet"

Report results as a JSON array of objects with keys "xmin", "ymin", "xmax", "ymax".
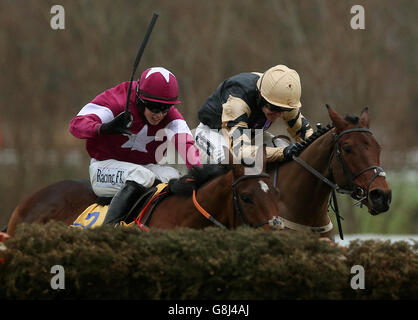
[{"xmin": 257, "ymin": 65, "xmax": 302, "ymax": 109}]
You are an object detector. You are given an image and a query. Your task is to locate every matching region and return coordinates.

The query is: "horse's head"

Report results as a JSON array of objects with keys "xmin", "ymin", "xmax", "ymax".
[
  {"xmin": 327, "ymin": 105, "xmax": 392, "ymax": 215},
  {"xmin": 226, "ymin": 145, "xmax": 281, "ymax": 229}
]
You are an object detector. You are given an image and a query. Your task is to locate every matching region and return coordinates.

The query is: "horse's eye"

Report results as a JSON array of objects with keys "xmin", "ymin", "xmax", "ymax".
[
  {"xmin": 342, "ymin": 145, "xmax": 352, "ymax": 153},
  {"xmin": 240, "ymin": 193, "xmax": 254, "ymax": 204}
]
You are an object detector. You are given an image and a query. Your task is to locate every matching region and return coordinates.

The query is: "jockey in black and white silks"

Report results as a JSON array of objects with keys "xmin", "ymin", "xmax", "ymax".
[{"xmin": 196, "ymin": 65, "xmax": 313, "ymax": 163}]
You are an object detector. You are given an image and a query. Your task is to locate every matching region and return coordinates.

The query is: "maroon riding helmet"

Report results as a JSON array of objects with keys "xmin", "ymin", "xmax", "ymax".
[{"xmin": 136, "ymin": 67, "xmax": 181, "ymax": 110}]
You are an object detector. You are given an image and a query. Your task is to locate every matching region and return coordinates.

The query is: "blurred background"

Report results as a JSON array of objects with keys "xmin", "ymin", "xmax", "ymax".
[{"xmin": 0, "ymin": 0, "xmax": 416, "ymax": 234}]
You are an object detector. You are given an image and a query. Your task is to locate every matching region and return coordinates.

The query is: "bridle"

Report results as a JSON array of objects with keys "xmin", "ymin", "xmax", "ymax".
[
  {"xmin": 331, "ymin": 128, "xmax": 386, "ymax": 202},
  {"xmin": 290, "ymin": 127, "xmax": 386, "ymax": 239},
  {"xmin": 193, "ymin": 172, "xmax": 281, "ymax": 229},
  {"xmin": 232, "ymin": 173, "xmax": 278, "ymax": 228}
]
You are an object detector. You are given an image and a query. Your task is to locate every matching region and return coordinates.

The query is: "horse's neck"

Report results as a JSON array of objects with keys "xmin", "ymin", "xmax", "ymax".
[
  {"xmin": 191, "ymin": 171, "xmax": 234, "ymax": 227},
  {"xmin": 276, "ymin": 131, "xmax": 335, "ymax": 225},
  {"xmin": 151, "ymin": 171, "xmax": 234, "ymax": 229}
]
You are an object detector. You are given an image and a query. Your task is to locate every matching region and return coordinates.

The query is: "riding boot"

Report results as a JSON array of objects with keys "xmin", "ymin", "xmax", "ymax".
[{"xmin": 103, "ymin": 180, "xmax": 147, "ymax": 225}]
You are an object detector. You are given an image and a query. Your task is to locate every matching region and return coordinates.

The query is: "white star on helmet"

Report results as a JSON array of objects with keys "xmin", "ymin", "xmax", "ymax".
[{"xmin": 145, "ymin": 67, "xmax": 174, "ymax": 83}]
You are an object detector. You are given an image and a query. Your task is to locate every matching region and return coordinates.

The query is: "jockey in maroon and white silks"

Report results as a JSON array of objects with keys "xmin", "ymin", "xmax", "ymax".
[
  {"xmin": 70, "ymin": 67, "xmax": 201, "ymax": 225},
  {"xmin": 70, "ymin": 81, "xmax": 199, "ymax": 169}
]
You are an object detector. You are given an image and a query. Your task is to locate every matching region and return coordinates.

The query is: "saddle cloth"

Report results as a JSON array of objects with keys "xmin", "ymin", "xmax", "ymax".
[{"xmin": 71, "ymin": 183, "xmax": 168, "ymax": 229}]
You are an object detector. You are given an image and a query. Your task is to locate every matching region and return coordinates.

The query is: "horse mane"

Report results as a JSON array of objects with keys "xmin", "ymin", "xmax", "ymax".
[
  {"xmin": 298, "ymin": 123, "xmax": 335, "ymax": 151},
  {"xmin": 287, "ymin": 123, "xmax": 335, "ymax": 158},
  {"xmin": 168, "ymin": 164, "xmax": 231, "ymax": 196},
  {"xmin": 298, "ymin": 114, "xmax": 358, "ymax": 151}
]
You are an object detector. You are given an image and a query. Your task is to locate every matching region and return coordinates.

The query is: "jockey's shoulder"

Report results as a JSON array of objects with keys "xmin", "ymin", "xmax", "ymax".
[{"xmin": 91, "ymin": 82, "xmax": 134, "ymax": 112}]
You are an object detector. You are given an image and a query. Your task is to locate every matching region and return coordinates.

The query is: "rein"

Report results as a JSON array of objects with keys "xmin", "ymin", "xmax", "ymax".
[
  {"xmin": 290, "ymin": 127, "xmax": 386, "ymax": 239},
  {"xmin": 193, "ymin": 172, "xmax": 279, "ymax": 229},
  {"xmin": 192, "ymin": 189, "xmax": 226, "ymax": 229}
]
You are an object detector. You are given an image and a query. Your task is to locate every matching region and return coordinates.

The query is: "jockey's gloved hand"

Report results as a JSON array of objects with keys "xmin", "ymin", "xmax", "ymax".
[
  {"xmin": 99, "ymin": 111, "xmax": 133, "ymax": 135},
  {"xmin": 283, "ymin": 142, "xmax": 304, "ymax": 161}
]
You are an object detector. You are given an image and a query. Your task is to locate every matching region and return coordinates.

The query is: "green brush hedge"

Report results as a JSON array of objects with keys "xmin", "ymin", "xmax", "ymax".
[{"xmin": 0, "ymin": 222, "xmax": 416, "ymax": 300}]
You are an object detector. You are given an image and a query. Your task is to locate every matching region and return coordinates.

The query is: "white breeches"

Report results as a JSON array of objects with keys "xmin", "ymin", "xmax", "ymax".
[{"xmin": 89, "ymin": 158, "xmax": 180, "ymax": 197}]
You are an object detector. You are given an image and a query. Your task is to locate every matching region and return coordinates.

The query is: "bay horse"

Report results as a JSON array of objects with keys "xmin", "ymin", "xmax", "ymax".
[
  {"xmin": 6, "ymin": 147, "xmax": 280, "ymax": 236},
  {"xmin": 267, "ymin": 105, "xmax": 391, "ymax": 239}
]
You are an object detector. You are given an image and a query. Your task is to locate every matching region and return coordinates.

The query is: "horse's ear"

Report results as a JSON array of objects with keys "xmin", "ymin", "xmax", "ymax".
[
  {"xmin": 326, "ymin": 104, "xmax": 348, "ymax": 133},
  {"xmin": 359, "ymin": 107, "xmax": 370, "ymax": 128}
]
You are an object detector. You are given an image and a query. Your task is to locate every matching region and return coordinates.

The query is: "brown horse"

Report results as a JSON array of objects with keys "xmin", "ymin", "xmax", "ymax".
[
  {"xmin": 6, "ymin": 148, "xmax": 280, "ymax": 236},
  {"xmin": 268, "ymin": 105, "xmax": 391, "ymax": 239}
]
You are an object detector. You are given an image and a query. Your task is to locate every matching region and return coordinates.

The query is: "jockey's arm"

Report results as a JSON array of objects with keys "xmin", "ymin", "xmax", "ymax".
[
  {"xmin": 222, "ymin": 96, "xmax": 275, "ymax": 161},
  {"xmin": 221, "ymin": 96, "xmax": 256, "ymax": 160},
  {"xmin": 172, "ymin": 133, "xmax": 201, "ymax": 168},
  {"xmin": 70, "ymin": 114, "xmax": 102, "ymax": 139},
  {"xmin": 226, "ymin": 123, "xmax": 287, "ymax": 162},
  {"xmin": 164, "ymin": 119, "xmax": 201, "ymax": 168},
  {"xmin": 70, "ymin": 103, "xmax": 118, "ymax": 139},
  {"xmin": 222, "ymin": 96, "xmax": 313, "ymax": 162},
  {"xmin": 282, "ymin": 108, "xmax": 314, "ymax": 142},
  {"xmin": 265, "ymin": 109, "xmax": 314, "ymax": 161}
]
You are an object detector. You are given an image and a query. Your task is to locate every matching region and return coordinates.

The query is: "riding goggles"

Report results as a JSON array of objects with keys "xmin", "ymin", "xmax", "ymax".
[
  {"xmin": 140, "ymin": 98, "xmax": 172, "ymax": 114},
  {"xmin": 265, "ymin": 103, "xmax": 292, "ymax": 113}
]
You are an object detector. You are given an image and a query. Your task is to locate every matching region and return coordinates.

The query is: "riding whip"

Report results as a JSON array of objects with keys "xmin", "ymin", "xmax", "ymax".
[{"xmin": 124, "ymin": 12, "xmax": 159, "ymax": 117}]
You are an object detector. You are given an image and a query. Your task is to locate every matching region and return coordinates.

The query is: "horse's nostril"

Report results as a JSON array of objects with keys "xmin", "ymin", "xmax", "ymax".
[
  {"xmin": 369, "ymin": 189, "xmax": 392, "ymax": 208},
  {"xmin": 369, "ymin": 189, "xmax": 385, "ymax": 204}
]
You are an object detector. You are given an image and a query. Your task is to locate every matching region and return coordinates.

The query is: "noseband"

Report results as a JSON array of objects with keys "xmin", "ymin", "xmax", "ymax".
[{"xmin": 193, "ymin": 172, "xmax": 278, "ymax": 229}]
